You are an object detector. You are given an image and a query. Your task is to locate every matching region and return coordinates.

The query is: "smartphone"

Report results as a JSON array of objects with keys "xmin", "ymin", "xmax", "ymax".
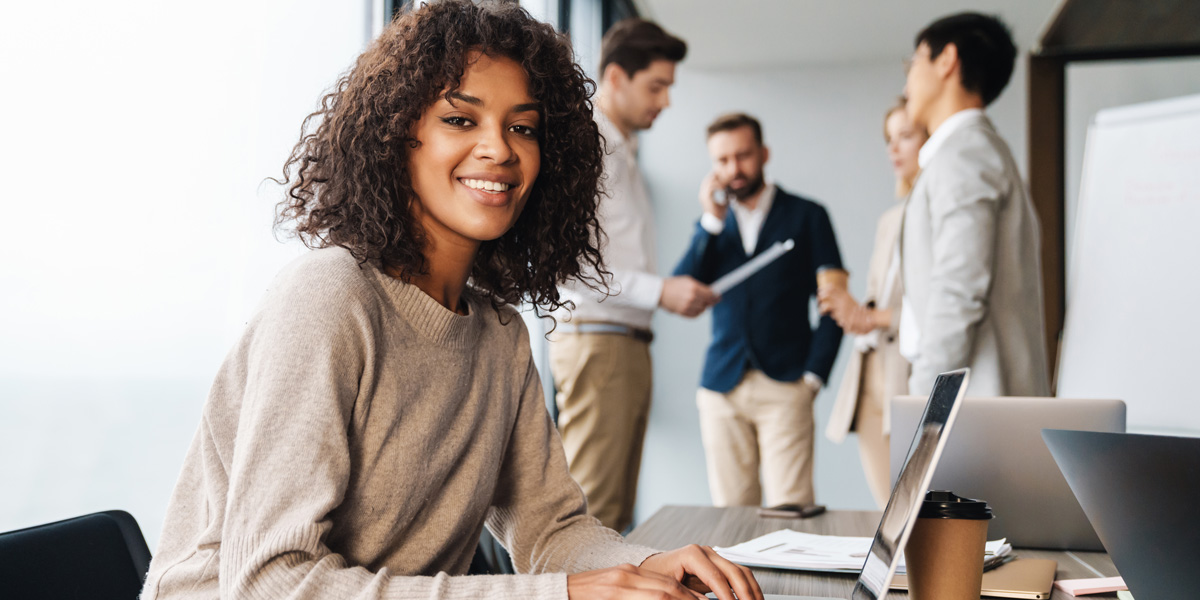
[
  {"xmin": 756, "ymin": 504, "xmax": 827, "ymax": 519},
  {"xmin": 713, "ymin": 188, "xmax": 728, "ymax": 206}
]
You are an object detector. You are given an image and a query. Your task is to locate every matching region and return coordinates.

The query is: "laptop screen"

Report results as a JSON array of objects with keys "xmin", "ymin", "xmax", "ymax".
[{"xmin": 850, "ymin": 368, "xmax": 970, "ymax": 600}]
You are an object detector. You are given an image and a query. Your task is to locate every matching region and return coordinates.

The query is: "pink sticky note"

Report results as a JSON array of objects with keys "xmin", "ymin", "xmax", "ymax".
[{"xmin": 1053, "ymin": 577, "xmax": 1127, "ymax": 596}]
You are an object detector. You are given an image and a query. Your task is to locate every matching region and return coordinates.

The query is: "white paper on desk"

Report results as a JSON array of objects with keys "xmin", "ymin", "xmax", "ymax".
[
  {"xmin": 714, "ymin": 529, "xmax": 871, "ymax": 573},
  {"xmin": 715, "ymin": 529, "xmax": 1011, "ymax": 574},
  {"xmin": 710, "ymin": 239, "xmax": 794, "ymax": 295}
]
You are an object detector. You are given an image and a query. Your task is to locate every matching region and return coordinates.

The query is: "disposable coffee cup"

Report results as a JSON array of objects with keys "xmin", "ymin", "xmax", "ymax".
[
  {"xmin": 815, "ymin": 266, "xmax": 848, "ymax": 291},
  {"xmin": 904, "ymin": 490, "xmax": 994, "ymax": 600}
]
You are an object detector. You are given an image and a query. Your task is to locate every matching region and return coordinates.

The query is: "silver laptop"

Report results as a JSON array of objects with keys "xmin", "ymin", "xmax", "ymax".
[
  {"xmin": 889, "ymin": 396, "xmax": 1125, "ymax": 550},
  {"xmin": 730, "ymin": 369, "xmax": 971, "ymax": 600},
  {"xmin": 1044, "ymin": 429, "xmax": 1200, "ymax": 600}
]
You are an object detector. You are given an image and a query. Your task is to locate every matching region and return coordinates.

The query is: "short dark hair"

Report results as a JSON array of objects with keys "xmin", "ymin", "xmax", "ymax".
[
  {"xmin": 599, "ymin": 18, "xmax": 687, "ymax": 77},
  {"xmin": 706, "ymin": 112, "xmax": 763, "ymax": 146},
  {"xmin": 916, "ymin": 12, "xmax": 1016, "ymax": 106}
]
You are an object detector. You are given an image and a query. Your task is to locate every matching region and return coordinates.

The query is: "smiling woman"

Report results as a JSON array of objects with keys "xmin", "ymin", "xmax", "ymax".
[
  {"xmin": 139, "ymin": 2, "xmax": 763, "ymax": 600},
  {"xmin": 275, "ymin": 0, "xmax": 605, "ymax": 316},
  {"xmin": 406, "ymin": 52, "xmax": 543, "ymax": 295}
]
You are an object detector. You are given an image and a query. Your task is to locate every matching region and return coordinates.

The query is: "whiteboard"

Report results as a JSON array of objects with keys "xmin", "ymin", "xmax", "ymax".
[{"xmin": 1057, "ymin": 93, "xmax": 1200, "ymax": 434}]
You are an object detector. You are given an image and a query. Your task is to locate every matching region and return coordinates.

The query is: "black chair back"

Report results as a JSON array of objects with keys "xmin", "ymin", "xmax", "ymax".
[{"xmin": 0, "ymin": 510, "xmax": 151, "ymax": 600}]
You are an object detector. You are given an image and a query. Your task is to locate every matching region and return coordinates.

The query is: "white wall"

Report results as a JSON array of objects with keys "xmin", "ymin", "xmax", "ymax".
[
  {"xmin": 633, "ymin": 58, "xmax": 1028, "ymax": 519},
  {"xmin": 0, "ymin": 0, "xmax": 368, "ymax": 548}
]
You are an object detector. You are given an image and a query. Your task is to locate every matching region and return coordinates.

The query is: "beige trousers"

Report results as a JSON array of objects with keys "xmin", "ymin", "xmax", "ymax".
[
  {"xmin": 854, "ymin": 350, "xmax": 892, "ymax": 508},
  {"xmin": 696, "ymin": 370, "xmax": 815, "ymax": 507},
  {"xmin": 549, "ymin": 332, "xmax": 652, "ymax": 532}
]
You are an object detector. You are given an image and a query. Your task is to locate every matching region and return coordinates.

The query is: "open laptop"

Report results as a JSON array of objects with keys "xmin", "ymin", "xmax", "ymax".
[
  {"xmin": 738, "ymin": 368, "xmax": 971, "ymax": 600},
  {"xmin": 889, "ymin": 396, "xmax": 1125, "ymax": 550},
  {"xmin": 1043, "ymin": 429, "xmax": 1200, "ymax": 599}
]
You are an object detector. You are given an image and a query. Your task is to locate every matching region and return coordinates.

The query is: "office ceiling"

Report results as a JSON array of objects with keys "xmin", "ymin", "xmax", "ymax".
[{"xmin": 635, "ymin": 0, "xmax": 1063, "ymax": 68}]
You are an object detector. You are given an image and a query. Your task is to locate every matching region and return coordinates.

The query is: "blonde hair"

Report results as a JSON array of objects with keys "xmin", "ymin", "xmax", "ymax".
[{"xmin": 884, "ymin": 98, "xmax": 925, "ymax": 198}]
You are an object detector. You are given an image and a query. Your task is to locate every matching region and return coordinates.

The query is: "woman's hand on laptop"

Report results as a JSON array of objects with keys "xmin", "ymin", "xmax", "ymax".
[
  {"xmin": 567, "ymin": 563, "xmax": 706, "ymax": 599},
  {"xmin": 640, "ymin": 544, "xmax": 764, "ymax": 600}
]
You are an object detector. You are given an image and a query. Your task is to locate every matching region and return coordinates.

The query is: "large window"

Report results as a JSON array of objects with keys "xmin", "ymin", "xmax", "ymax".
[{"xmin": 1, "ymin": 0, "xmax": 374, "ymax": 547}]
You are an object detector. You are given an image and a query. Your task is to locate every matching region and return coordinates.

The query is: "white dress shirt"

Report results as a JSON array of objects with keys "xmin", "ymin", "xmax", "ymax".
[
  {"xmin": 555, "ymin": 109, "xmax": 663, "ymax": 329},
  {"xmin": 898, "ymin": 107, "xmax": 985, "ymax": 363}
]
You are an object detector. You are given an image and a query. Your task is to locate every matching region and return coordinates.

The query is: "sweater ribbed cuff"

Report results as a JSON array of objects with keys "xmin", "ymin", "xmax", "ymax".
[{"xmin": 222, "ymin": 528, "xmax": 573, "ymax": 600}]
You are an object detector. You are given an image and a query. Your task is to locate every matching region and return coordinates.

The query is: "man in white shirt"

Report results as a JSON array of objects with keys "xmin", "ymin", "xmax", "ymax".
[
  {"xmin": 900, "ymin": 12, "xmax": 1050, "ymax": 396},
  {"xmin": 550, "ymin": 18, "xmax": 716, "ymax": 532}
]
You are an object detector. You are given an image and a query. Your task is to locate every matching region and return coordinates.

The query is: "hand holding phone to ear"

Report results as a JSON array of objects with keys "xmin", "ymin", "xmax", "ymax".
[{"xmin": 699, "ymin": 172, "xmax": 728, "ymax": 221}]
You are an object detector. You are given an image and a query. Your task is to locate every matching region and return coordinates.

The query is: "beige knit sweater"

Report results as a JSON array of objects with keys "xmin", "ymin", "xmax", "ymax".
[{"xmin": 141, "ymin": 248, "xmax": 658, "ymax": 600}]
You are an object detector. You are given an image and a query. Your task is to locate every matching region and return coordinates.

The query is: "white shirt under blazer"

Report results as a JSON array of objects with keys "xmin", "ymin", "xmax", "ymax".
[{"xmin": 826, "ymin": 203, "xmax": 910, "ymax": 444}]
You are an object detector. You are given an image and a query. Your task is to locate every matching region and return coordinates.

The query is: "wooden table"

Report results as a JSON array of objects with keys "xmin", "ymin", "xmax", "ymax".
[{"xmin": 627, "ymin": 506, "xmax": 1121, "ymax": 599}]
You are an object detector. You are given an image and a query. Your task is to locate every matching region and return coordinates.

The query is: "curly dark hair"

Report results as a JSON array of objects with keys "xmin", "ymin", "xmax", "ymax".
[{"xmin": 275, "ymin": 0, "xmax": 606, "ymax": 315}]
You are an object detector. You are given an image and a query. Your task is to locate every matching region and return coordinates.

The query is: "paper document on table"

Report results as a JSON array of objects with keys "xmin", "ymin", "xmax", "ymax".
[
  {"xmin": 710, "ymin": 239, "xmax": 794, "ymax": 295},
  {"xmin": 714, "ymin": 529, "xmax": 1011, "ymax": 574},
  {"xmin": 715, "ymin": 529, "xmax": 869, "ymax": 572}
]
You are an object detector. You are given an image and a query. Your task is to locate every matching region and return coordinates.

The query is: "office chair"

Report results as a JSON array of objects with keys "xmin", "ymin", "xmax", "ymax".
[
  {"xmin": 468, "ymin": 526, "xmax": 515, "ymax": 575},
  {"xmin": 0, "ymin": 510, "xmax": 152, "ymax": 600}
]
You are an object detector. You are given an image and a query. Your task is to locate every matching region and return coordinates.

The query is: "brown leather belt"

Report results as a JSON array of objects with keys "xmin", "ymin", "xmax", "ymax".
[{"xmin": 557, "ymin": 322, "xmax": 654, "ymax": 343}]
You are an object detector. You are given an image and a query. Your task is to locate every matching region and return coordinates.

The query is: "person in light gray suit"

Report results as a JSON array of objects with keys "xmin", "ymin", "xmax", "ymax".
[{"xmin": 900, "ymin": 12, "xmax": 1050, "ymax": 397}]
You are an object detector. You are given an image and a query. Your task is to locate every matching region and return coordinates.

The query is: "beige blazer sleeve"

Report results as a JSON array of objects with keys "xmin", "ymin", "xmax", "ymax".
[
  {"xmin": 907, "ymin": 140, "xmax": 1003, "ymax": 393},
  {"xmin": 827, "ymin": 205, "xmax": 907, "ymax": 443}
]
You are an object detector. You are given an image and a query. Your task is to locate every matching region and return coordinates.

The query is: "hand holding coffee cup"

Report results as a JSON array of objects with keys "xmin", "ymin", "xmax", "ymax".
[
  {"xmin": 904, "ymin": 490, "xmax": 995, "ymax": 600},
  {"xmin": 815, "ymin": 265, "xmax": 849, "ymax": 293},
  {"xmin": 815, "ymin": 266, "xmax": 850, "ymax": 317}
]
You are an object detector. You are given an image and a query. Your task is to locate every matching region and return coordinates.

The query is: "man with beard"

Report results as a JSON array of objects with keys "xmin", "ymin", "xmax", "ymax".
[{"xmin": 673, "ymin": 113, "xmax": 844, "ymax": 508}]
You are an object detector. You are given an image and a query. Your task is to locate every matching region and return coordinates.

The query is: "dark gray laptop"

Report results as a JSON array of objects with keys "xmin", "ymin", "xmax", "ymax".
[
  {"xmin": 1043, "ymin": 429, "xmax": 1200, "ymax": 600},
  {"xmin": 890, "ymin": 396, "xmax": 1125, "ymax": 550},
  {"xmin": 715, "ymin": 369, "xmax": 972, "ymax": 600}
]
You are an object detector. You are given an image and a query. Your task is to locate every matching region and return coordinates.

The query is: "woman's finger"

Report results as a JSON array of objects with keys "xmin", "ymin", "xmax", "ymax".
[
  {"xmin": 569, "ymin": 564, "xmax": 706, "ymax": 600},
  {"xmin": 675, "ymin": 545, "xmax": 739, "ymax": 600},
  {"xmin": 691, "ymin": 546, "xmax": 762, "ymax": 600}
]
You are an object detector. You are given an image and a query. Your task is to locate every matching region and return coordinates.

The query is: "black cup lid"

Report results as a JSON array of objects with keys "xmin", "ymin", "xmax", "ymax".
[{"xmin": 918, "ymin": 490, "xmax": 994, "ymax": 520}]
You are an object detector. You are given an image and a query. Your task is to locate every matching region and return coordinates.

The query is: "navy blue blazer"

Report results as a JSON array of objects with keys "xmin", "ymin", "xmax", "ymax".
[{"xmin": 673, "ymin": 187, "xmax": 844, "ymax": 393}]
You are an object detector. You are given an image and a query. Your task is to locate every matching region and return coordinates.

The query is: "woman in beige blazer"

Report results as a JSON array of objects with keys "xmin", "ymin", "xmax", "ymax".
[{"xmin": 819, "ymin": 101, "xmax": 926, "ymax": 508}]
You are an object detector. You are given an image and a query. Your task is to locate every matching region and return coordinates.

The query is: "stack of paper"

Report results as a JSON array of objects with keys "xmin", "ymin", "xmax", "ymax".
[{"xmin": 714, "ymin": 529, "xmax": 1011, "ymax": 574}]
